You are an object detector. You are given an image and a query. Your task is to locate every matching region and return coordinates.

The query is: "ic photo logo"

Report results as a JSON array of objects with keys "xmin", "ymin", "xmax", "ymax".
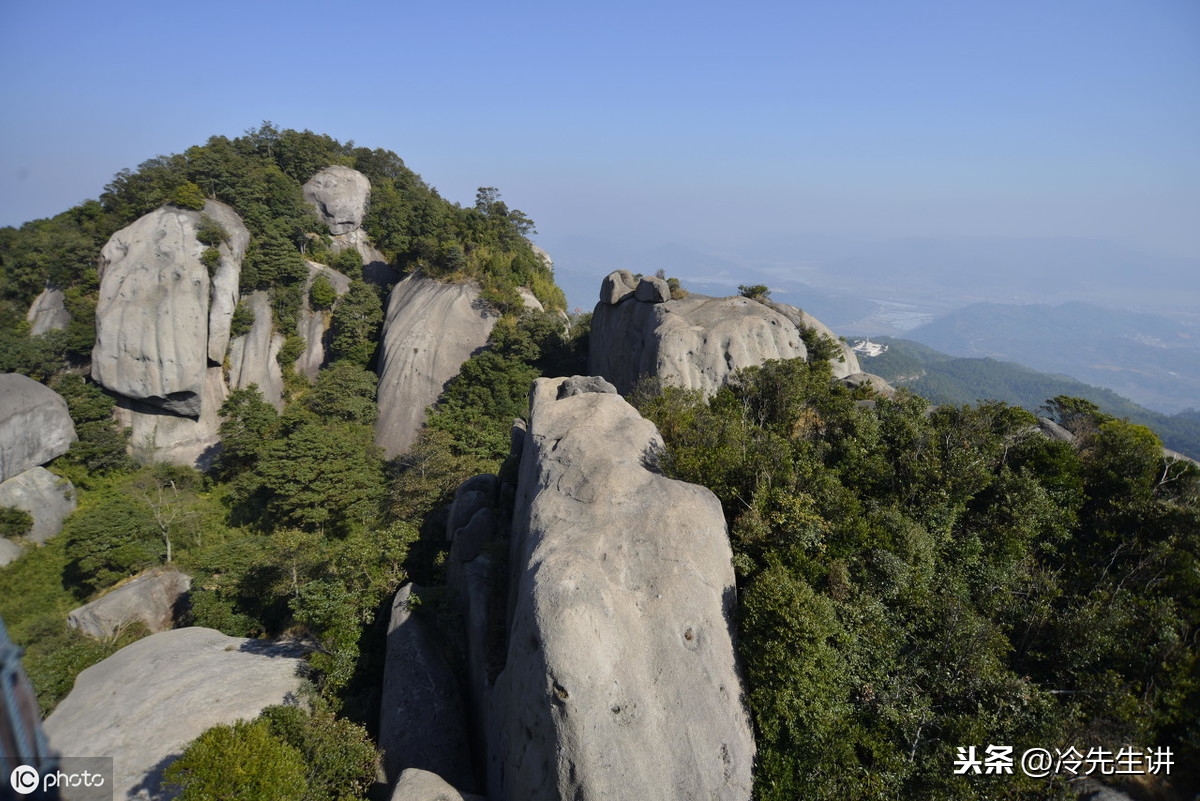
[{"xmin": 9, "ymin": 764, "xmax": 39, "ymax": 795}]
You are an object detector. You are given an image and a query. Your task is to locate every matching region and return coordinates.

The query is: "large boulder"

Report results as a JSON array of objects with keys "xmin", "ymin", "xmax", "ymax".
[
  {"xmin": 67, "ymin": 567, "xmax": 192, "ymax": 640},
  {"xmin": 0, "ymin": 466, "xmax": 76, "ymax": 544},
  {"xmin": 303, "ymin": 165, "xmax": 371, "ymax": 235},
  {"xmin": 91, "ymin": 201, "xmax": 247, "ymax": 416},
  {"xmin": 491, "ymin": 377, "xmax": 754, "ymax": 801},
  {"xmin": 390, "ymin": 769, "xmax": 487, "ymax": 801},
  {"xmin": 761, "ymin": 299, "xmax": 860, "ymax": 379},
  {"xmin": 380, "ymin": 584, "xmax": 474, "ymax": 793},
  {"xmin": 0, "ymin": 373, "xmax": 76, "ymax": 483},
  {"xmin": 113, "ymin": 366, "xmax": 227, "ymax": 469},
  {"xmin": 375, "ymin": 274, "xmax": 499, "ymax": 458},
  {"xmin": 44, "ymin": 627, "xmax": 307, "ymax": 801},
  {"xmin": 295, "ymin": 262, "xmax": 352, "ymax": 381},
  {"xmin": 26, "ymin": 287, "xmax": 71, "ymax": 335},
  {"xmin": 227, "ymin": 291, "xmax": 285, "ymax": 410},
  {"xmin": 590, "ymin": 292, "xmax": 807, "ymax": 396}
]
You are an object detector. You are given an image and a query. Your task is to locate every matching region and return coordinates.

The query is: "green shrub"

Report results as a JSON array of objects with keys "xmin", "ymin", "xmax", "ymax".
[
  {"xmin": 230, "ymin": 299, "xmax": 255, "ymax": 338},
  {"xmin": 200, "ymin": 247, "xmax": 221, "ymax": 273},
  {"xmin": 195, "ymin": 214, "xmax": 229, "ymax": 246},
  {"xmin": 308, "ymin": 274, "xmax": 337, "ymax": 311},
  {"xmin": 168, "ymin": 182, "xmax": 207, "ymax": 211},
  {"xmin": 0, "ymin": 506, "xmax": 33, "ymax": 539},
  {"xmin": 332, "ymin": 247, "xmax": 363, "ymax": 280},
  {"xmin": 738, "ymin": 283, "xmax": 770, "ymax": 299},
  {"xmin": 276, "ymin": 334, "xmax": 305, "ymax": 369},
  {"xmin": 162, "ymin": 719, "xmax": 308, "ymax": 801}
]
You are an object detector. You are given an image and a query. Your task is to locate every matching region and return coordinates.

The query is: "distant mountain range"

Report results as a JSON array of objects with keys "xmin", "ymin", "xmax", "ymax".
[
  {"xmin": 901, "ymin": 301, "xmax": 1200, "ymax": 415},
  {"xmin": 863, "ymin": 337, "xmax": 1200, "ymax": 459}
]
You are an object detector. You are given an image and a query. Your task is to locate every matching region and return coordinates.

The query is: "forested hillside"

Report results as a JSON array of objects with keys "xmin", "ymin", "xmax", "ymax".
[
  {"xmin": 1, "ymin": 127, "xmax": 1196, "ymax": 801},
  {"xmin": 866, "ymin": 337, "xmax": 1200, "ymax": 459}
]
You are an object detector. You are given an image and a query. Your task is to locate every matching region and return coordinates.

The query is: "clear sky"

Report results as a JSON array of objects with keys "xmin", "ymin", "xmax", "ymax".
[{"xmin": 2, "ymin": 0, "xmax": 1198, "ymax": 262}]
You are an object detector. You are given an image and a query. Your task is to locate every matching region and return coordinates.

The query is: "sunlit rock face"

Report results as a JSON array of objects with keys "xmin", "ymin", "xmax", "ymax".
[{"xmin": 490, "ymin": 376, "xmax": 755, "ymax": 801}]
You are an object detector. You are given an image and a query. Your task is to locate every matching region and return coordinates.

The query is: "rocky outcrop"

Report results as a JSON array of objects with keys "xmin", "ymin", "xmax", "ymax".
[
  {"xmin": 227, "ymin": 291, "xmax": 285, "ymax": 410},
  {"xmin": 635, "ymin": 275, "xmax": 671, "ymax": 303},
  {"xmin": 375, "ymin": 275, "xmax": 499, "ymax": 457},
  {"xmin": 304, "ymin": 165, "xmax": 371, "ymax": 235},
  {"xmin": 0, "ymin": 373, "xmax": 76, "ymax": 483},
  {"xmin": 204, "ymin": 203, "xmax": 252, "ymax": 363},
  {"xmin": 837, "ymin": 371, "xmax": 896, "ymax": 397},
  {"xmin": 390, "ymin": 769, "xmax": 488, "ymax": 801},
  {"xmin": 44, "ymin": 627, "xmax": 306, "ymax": 801},
  {"xmin": 0, "ymin": 466, "xmax": 76, "ymax": 544},
  {"xmin": 600, "ymin": 269, "xmax": 638, "ymax": 305},
  {"xmin": 761, "ymin": 299, "xmax": 860, "ymax": 379},
  {"xmin": 380, "ymin": 583, "xmax": 475, "ymax": 793},
  {"xmin": 26, "ymin": 287, "xmax": 71, "ymax": 335},
  {"xmin": 590, "ymin": 290, "xmax": 807, "ymax": 396},
  {"xmin": 67, "ymin": 567, "xmax": 192, "ymax": 640},
  {"xmin": 91, "ymin": 201, "xmax": 247, "ymax": 416},
  {"xmin": 114, "ymin": 366, "xmax": 227, "ymax": 469},
  {"xmin": 490, "ymin": 376, "xmax": 754, "ymax": 801},
  {"xmin": 295, "ymin": 262, "xmax": 351, "ymax": 381}
]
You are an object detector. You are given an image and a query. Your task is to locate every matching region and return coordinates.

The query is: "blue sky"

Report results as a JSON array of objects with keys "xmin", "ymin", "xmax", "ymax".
[{"xmin": 2, "ymin": 0, "xmax": 1198, "ymax": 270}]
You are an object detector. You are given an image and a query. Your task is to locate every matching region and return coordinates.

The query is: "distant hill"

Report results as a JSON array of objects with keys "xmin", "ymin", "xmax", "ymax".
[
  {"xmin": 903, "ymin": 301, "xmax": 1200, "ymax": 415},
  {"xmin": 863, "ymin": 336, "xmax": 1200, "ymax": 460}
]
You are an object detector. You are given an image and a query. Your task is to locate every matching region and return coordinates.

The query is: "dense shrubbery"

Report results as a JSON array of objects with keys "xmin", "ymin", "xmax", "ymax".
[{"xmin": 636, "ymin": 360, "xmax": 1200, "ymax": 800}]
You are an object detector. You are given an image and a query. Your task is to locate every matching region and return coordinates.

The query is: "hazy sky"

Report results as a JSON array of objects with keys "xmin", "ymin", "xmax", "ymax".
[{"xmin": 2, "ymin": 0, "xmax": 1198, "ymax": 261}]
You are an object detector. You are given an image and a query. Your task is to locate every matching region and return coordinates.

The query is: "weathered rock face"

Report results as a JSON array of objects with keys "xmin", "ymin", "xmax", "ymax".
[
  {"xmin": 837, "ymin": 371, "xmax": 896, "ymax": 397},
  {"xmin": 600, "ymin": 269, "xmax": 638, "ymax": 305},
  {"xmin": 114, "ymin": 366, "xmax": 227, "ymax": 469},
  {"xmin": 380, "ymin": 584, "xmax": 475, "ymax": 793},
  {"xmin": 204, "ymin": 202, "xmax": 252, "ymax": 364},
  {"xmin": 375, "ymin": 274, "xmax": 499, "ymax": 458},
  {"xmin": 491, "ymin": 376, "xmax": 754, "ymax": 801},
  {"xmin": 390, "ymin": 768, "xmax": 487, "ymax": 801},
  {"xmin": 761, "ymin": 299, "xmax": 861, "ymax": 379},
  {"xmin": 26, "ymin": 287, "xmax": 71, "ymax": 335},
  {"xmin": 91, "ymin": 201, "xmax": 247, "ymax": 416},
  {"xmin": 0, "ymin": 373, "xmax": 77, "ymax": 483},
  {"xmin": 44, "ymin": 627, "xmax": 306, "ymax": 801},
  {"xmin": 0, "ymin": 466, "xmax": 76, "ymax": 544},
  {"xmin": 303, "ymin": 165, "xmax": 371, "ymax": 235},
  {"xmin": 295, "ymin": 262, "xmax": 352, "ymax": 381},
  {"xmin": 227, "ymin": 291, "xmax": 285, "ymax": 410},
  {"xmin": 67, "ymin": 567, "xmax": 191, "ymax": 640},
  {"xmin": 590, "ymin": 291, "xmax": 807, "ymax": 396}
]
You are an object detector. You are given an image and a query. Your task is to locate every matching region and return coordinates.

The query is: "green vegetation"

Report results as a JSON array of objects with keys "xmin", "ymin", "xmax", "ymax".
[
  {"xmin": 4, "ymin": 125, "xmax": 1195, "ymax": 800},
  {"xmin": 869, "ymin": 336, "xmax": 1200, "ymax": 459},
  {"xmin": 0, "ymin": 506, "xmax": 32, "ymax": 539},
  {"xmin": 636, "ymin": 360, "xmax": 1200, "ymax": 800},
  {"xmin": 739, "ymin": 283, "xmax": 770, "ymax": 299},
  {"xmin": 162, "ymin": 703, "xmax": 376, "ymax": 801},
  {"xmin": 309, "ymin": 274, "xmax": 337, "ymax": 310}
]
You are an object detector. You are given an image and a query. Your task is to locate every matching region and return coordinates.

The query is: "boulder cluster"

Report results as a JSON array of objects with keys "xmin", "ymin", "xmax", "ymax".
[
  {"xmin": 7, "ymin": 162, "xmax": 916, "ymax": 801},
  {"xmin": 0, "ymin": 373, "xmax": 77, "ymax": 566}
]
